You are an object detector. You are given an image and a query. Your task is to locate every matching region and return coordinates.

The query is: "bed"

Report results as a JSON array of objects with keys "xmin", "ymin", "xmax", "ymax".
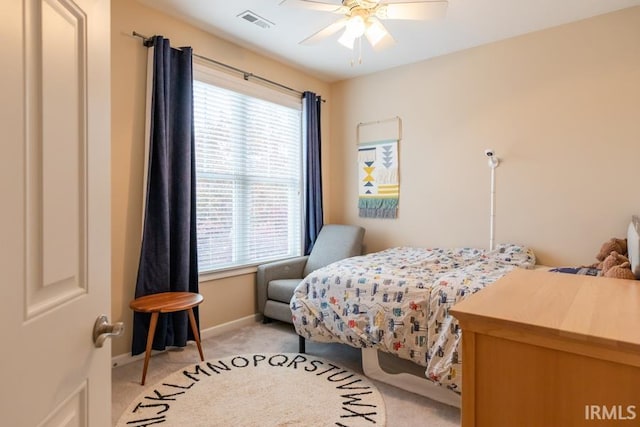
[{"xmin": 290, "ymin": 243, "xmax": 536, "ymax": 405}]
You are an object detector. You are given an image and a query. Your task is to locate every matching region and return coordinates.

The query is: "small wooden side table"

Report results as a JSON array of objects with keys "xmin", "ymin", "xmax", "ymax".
[{"xmin": 130, "ymin": 291, "xmax": 205, "ymax": 385}]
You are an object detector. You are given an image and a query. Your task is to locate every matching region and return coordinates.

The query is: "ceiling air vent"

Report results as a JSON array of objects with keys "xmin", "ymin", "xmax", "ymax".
[{"xmin": 237, "ymin": 10, "xmax": 274, "ymax": 30}]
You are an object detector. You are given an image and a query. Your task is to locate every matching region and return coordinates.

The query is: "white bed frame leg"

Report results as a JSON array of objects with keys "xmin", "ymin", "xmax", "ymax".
[{"xmin": 361, "ymin": 348, "xmax": 461, "ymax": 408}]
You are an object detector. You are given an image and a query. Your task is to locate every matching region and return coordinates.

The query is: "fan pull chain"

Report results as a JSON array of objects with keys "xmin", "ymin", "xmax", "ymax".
[{"xmin": 350, "ymin": 37, "xmax": 364, "ymax": 67}]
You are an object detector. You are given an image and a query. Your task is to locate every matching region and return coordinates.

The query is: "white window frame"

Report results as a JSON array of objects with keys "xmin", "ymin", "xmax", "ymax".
[{"xmin": 193, "ymin": 60, "xmax": 304, "ymax": 276}]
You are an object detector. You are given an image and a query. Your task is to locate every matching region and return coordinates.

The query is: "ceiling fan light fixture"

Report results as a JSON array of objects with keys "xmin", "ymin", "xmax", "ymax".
[
  {"xmin": 345, "ymin": 15, "xmax": 366, "ymax": 38},
  {"xmin": 365, "ymin": 18, "xmax": 387, "ymax": 46},
  {"xmin": 337, "ymin": 30, "xmax": 357, "ymax": 49},
  {"xmin": 338, "ymin": 14, "xmax": 366, "ymax": 49}
]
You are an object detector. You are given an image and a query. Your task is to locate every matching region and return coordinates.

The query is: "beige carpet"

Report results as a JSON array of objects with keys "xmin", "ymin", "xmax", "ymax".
[{"xmin": 112, "ymin": 321, "xmax": 461, "ymax": 427}]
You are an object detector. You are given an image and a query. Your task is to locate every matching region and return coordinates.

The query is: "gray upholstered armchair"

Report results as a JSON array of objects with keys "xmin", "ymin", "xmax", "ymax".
[{"xmin": 257, "ymin": 224, "xmax": 365, "ymax": 323}]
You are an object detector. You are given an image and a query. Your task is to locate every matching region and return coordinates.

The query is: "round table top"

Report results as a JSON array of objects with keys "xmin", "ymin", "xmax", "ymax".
[{"xmin": 130, "ymin": 291, "xmax": 204, "ymax": 313}]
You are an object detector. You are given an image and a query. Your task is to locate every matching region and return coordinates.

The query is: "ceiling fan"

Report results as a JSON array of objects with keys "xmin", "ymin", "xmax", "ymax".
[{"xmin": 279, "ymin": 0, "xmax": 448, "ymax": 50}]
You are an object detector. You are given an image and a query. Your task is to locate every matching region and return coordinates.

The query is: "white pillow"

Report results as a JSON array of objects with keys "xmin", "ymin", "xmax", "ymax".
[{"xmin": 627, "ymin": 216, "xmax": 640, "ymax": 279}]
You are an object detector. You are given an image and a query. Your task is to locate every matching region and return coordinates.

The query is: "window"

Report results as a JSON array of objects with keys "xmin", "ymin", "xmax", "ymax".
[{"xmin": 193, "ymin": 66, "xmax": 303, "ymax": 273}]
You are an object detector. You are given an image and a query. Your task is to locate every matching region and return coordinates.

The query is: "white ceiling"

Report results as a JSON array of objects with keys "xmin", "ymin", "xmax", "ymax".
[{"xmin": 135, "ymin": 0, "xmax": 640, "ymax": 82}]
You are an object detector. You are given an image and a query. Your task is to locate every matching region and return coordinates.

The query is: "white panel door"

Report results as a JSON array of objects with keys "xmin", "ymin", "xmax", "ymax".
[{"xmin": 0, "ymin": 0, "xmax": 112, "ymax": 425}]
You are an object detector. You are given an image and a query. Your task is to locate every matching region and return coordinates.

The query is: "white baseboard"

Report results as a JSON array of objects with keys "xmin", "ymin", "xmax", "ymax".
[
  {"xmin": 111, "ymin": 314, "xmax": 261, "ymax": 368},
  {"xmin": 200, "ymin": 313, "xmax": 261, "ymax": 341}
]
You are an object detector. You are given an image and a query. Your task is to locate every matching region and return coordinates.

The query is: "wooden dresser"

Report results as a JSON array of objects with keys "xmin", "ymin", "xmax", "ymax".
[{"xmin": 450, "ymin": 269, "xmax": 640, "ymax": 427}]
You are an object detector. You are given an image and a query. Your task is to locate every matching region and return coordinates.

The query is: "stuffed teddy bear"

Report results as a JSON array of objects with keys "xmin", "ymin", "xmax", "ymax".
[
  {"xmin": 600, "ymin": 251, "xmax": 629, "ymax": 272},
  {"xmin": 603, "ymin": 262, "xmax": 637, "ymax": 280},
  {"xmin": 587, "ymin": 237, "xmax": 629, "ymax": 269},
  {"xmin": 600, "ymin": 251, "xmax": 636, "ymax": 280},
  {"xmin": 596, "ymin": 238, "xmax": 628, "ymax": 261}
]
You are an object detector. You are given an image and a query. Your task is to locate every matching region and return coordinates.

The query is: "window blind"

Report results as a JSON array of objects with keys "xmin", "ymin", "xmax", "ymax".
[{"xmin": 193, "ymin": 78, "xmax": 302, "ymax": 273}]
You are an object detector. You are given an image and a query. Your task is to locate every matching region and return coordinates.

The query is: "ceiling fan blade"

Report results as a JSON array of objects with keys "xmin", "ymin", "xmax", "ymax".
[
  {"xmin": 300, "ymin": 18, "xmax": 348, "ymax": 45},
  {"xmin": 279, "ymin": 0, "xmax": 347, "ymax": 13},
  {"xmin": 377, "ymin": 1, "xmax": 448, "ymax": 20}
]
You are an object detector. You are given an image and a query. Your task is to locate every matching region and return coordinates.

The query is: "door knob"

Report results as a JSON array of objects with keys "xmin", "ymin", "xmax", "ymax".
[{"xmin": 93, "ymin": 314, "xmax": 124, "ymax": 348}]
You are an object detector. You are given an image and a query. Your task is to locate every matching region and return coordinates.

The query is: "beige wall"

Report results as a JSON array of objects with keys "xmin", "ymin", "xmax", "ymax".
[
  {"xmin": 110, "ymin": 0, "xmax": 330, "ymax": 357},
  {"xmin": 328, "ymin": 7, "xmax": 640, "ymax": 267}
]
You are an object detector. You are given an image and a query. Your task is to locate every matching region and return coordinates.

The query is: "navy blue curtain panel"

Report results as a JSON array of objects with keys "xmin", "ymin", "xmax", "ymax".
[
  {"xmin": 132, "ymin": 36, "xmax": 200, "ymax": 356},
  {"xmin": 303, "ymin": 91, "xmax": 324, "ymax": 254}
]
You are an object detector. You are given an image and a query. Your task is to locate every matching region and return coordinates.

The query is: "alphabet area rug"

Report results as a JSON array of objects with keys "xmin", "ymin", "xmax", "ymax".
[{"xmin": 117, "ymin": 353, "xmax": 386, "ymax": 427}]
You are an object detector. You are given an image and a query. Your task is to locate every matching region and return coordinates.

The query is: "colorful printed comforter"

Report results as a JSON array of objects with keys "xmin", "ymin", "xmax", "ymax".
[{"xmin": 291, "ymin": 244, "xmax": 535, "ymax": 393}]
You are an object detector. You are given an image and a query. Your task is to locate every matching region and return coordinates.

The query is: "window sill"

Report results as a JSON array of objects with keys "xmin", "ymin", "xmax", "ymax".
[{"xmin": 199, "ymin": 266, "xmax": 258, "ymax": 283}]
